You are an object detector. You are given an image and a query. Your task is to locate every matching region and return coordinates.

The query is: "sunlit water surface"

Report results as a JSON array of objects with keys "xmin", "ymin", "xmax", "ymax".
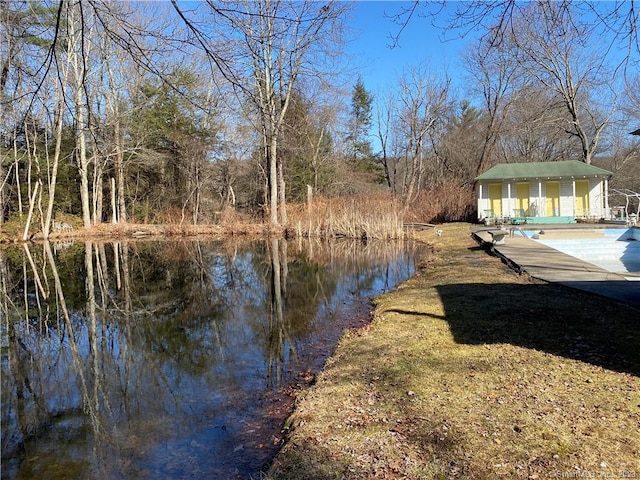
[{"xmin": 1, "ymin": 238, "xmax": 422, "ymax": 479}]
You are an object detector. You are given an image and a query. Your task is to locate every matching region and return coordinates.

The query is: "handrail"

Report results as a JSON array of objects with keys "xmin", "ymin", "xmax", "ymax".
[{"xmin": 609, "ymin": 188, "xmax": 640, "ymax": 224}]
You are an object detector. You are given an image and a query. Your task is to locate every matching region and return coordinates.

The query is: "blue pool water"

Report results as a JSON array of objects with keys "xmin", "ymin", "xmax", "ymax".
[{"xmin": 523, "ymin": 227, "xmax": 640, "ymax": 274}]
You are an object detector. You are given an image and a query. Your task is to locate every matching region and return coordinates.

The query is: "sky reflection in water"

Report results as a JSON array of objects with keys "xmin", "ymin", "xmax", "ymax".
[{"xmin": 1, "ymin": 238, "xmax": 421, "ymax": 479}]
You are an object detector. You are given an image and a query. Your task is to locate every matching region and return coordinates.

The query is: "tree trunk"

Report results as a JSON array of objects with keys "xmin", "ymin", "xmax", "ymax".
[
  {"xmin": 21, "ymin": 181, "xmax": 39, "ymax": 241},
  {"xmin": 277, "ymin": 154, "xmax": 287, "ymax": 225},
  {"xmin": 106, "ymin": 48, "xmax": 127, "ymax": 223},
  {"xmin": 43, "ymin": 103, "xmax": 65, "ymax": 238},
  {"xmin": 111, "ymin": 177, "xmax": 117, "ymax": 223},
  {"xmin": 92, "ymin": 162, "xmax": 103, "ymax": 224},
  {"xmin": 67, "ymin": 0, "xmax": 93, "ymax": 228},
  {"xmin": 268, "ymin": 138, "xmax": 279, "ymax": 225}
]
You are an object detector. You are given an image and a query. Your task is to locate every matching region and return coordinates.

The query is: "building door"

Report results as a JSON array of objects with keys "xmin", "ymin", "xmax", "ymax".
[
  {"xmin": 488, "ymin": 183, "xmax": 502, "ymax": 217},
  {"xmin": 575, "ymin": 180, "xmax": 590, "ymax": 217},
  {"xmin": 545, "ymin": 181, "xmax": 560, "ymax": 216},
  {"xmin": 515, "ymin": 182, "xmax": 530, "ymax": 216}
]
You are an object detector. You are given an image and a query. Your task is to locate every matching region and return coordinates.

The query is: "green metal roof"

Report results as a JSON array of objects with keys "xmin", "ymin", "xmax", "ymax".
[{"xmin": 475, "ymin": 161, "xmax": 613, "ymax": 181}]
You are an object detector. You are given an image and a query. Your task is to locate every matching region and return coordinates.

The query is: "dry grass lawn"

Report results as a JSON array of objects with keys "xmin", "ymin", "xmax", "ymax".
[{"xmin": 268, "ymin": 223, "xmax": 640, "ymax": 479}]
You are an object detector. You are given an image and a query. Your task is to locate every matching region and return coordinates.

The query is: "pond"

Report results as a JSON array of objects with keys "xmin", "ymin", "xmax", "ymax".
[{"xmin": 0, "ymin": 237, "xmax": 422, "ymax": 479}]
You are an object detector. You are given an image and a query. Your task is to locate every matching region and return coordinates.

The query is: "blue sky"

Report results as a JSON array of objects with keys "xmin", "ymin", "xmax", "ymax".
[{"xmin": 347, "ymin": 1, "xmax": 473, "ymax": 95}]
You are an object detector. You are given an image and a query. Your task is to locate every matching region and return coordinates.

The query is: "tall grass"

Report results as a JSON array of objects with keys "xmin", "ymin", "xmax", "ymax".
[{"xmin": 286, "ymin": 193, "xmax": 405, "ymax": 240}]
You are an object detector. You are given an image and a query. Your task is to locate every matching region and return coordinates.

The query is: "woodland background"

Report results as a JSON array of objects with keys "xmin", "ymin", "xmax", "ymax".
[{"xmin": 1, "ymin": 1, "xmax": 638, "ymax": 238}]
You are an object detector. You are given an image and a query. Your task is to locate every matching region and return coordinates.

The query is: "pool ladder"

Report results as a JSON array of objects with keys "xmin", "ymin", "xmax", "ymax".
[{"xmin": 509, "ymin": 226, "xmax": 528, "ymax": 238}]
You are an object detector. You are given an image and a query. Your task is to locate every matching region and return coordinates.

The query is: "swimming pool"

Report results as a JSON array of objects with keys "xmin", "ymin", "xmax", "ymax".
[{"xmin": 520, "ymin": 227, "xmax": 640, "ymax": 274}]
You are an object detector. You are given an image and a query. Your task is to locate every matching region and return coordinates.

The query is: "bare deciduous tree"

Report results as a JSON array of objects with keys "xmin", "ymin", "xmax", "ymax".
[
  {"xmin": 507, "ymin": 2, "xmax": 617, "ymax": 165},
  {"xmin": 462, "ymin": 33, "xmax": 524, "ymax": 173},
  {"xmin": 498, "ymin": 86, "xmax": 578, "ymax": 163},
  {"xmin": 404, "ymin": 1, "xmax": 639, "ymax": 63},
  {"xmin": 172, "ymin": 0, "xmax": 349, "ymax": 226},
  {"xmin": 393, "ymin": 64, "xmax": 450, "ymax": 205}
]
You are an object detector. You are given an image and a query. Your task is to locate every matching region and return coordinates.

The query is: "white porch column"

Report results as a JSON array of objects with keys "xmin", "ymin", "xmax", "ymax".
[
  {"xmin": 572, "ymin": 179, "xmax": 576, "ymax": 217},
  {"xmin": 538, "ymin": 180, "xmax": 542, "ymax": 217},
  {"xmin": 478, "ymin": 183, "xmax": 483, "ymax": 220},
  {"xmin": 604, "ymin": 177, "xmax": 610, "ymax": 219}
]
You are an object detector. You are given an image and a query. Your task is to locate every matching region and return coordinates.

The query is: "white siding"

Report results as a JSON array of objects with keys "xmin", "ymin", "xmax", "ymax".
[
  {"xmin": 588, "ymin": 180, "xmax": 606, "ymax": 217},
  {"xmin": 560, "ymin": 180, "xmax": 573, "ymax": 216},
  {"xmin": 477, "ymin": 183, "xmax": 488, "ymax": 219},
  {"xmin": 503, "ymin": 182, "xmax": 511, "ymax": 218}
]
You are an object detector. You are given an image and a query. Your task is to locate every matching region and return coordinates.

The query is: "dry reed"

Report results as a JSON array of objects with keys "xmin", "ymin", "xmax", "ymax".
[{"xmin": 287, "ymin": 193, "xmax": 405, "ymax": 240}]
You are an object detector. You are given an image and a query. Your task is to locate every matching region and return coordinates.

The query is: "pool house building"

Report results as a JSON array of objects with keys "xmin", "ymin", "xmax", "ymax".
[{"xmin": 475, "ymin": 161, "xmax": 614, "ymax": 225}]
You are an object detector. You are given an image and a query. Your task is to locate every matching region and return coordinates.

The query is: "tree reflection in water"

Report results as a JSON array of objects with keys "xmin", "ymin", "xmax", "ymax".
[{"xmin": 1, "ymin": 238, "xmax": 420, "ymax": 479}]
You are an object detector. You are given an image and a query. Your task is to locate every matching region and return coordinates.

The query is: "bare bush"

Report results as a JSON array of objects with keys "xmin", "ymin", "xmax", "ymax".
[{"xmin": 405, "ymin": 182, "xmax": 476, "ymax": 224}]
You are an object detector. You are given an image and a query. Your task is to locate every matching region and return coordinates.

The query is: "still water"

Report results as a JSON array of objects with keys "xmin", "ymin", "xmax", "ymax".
[{"xmin": 1, "ymin": 237, "xmax": 421, "ymax": 479}]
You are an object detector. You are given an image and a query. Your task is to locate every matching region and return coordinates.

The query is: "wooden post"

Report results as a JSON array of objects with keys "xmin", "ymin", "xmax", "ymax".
[
  {"xmin": 111, "ymin": 177, "xmax": 117, "ymax": 224},
  {"xmin": 307, "ymin": 184, "xmax": 313, "ymax": 215}
]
